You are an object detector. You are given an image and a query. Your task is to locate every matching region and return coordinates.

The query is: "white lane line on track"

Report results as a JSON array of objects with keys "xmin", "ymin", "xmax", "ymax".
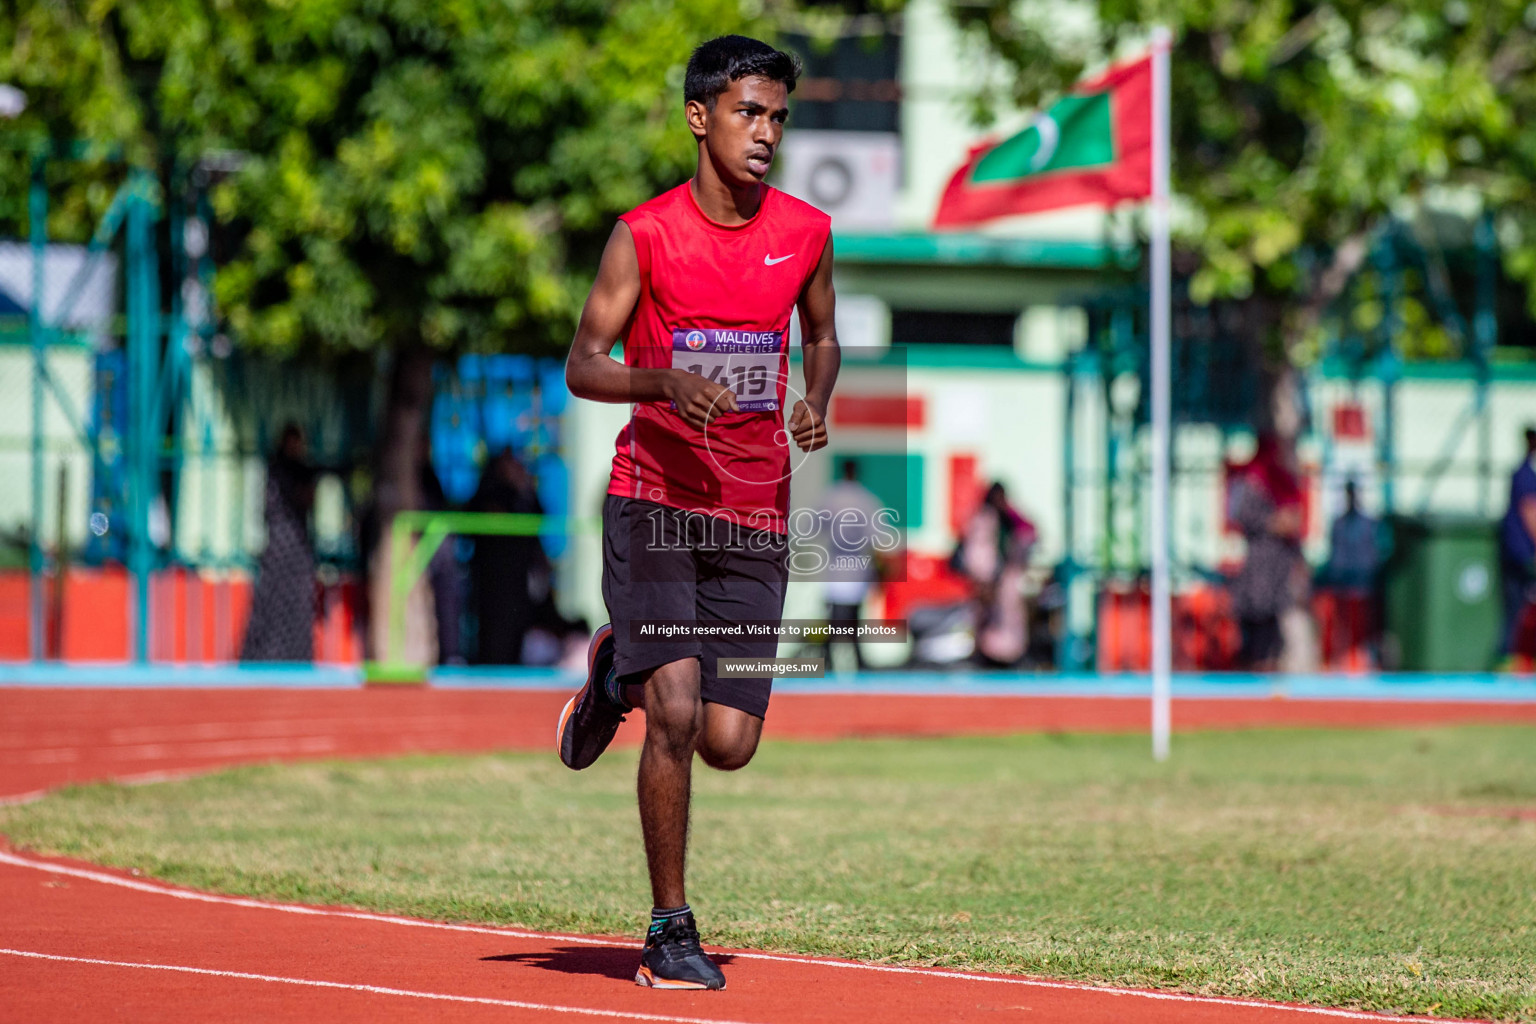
[
  {"xmin": 99, "ymin": 736, "xmax": 341, "ymax": 762},
  {"xmin": 5, "ymin": 737, "xmax": 340, "ymax": 765},
  {"xmin": 0, "ymin": 948, "xmax": 761, "ymax": 1024},
  {"xmin": 0, "ymin": 851, "xmax": 1459, "ymax": 1023},
  {"xmin": 0, "ymin": 850, "xmax": 622, "ymax": 946},
  {"xmin": 720, "ymin": 953, "xmax": 1456, "ymax": 1022}
]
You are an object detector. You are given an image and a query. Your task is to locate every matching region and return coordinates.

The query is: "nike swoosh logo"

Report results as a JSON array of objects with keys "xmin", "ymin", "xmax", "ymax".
[{"xmin": 763, "ymin": 253, "xmax": 795, "ymax": 266}]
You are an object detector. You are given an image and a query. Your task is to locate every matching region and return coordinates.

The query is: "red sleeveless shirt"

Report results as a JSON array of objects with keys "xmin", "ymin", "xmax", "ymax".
[{"xmin": 608, "ymin": 182, "xmax": 831, "ymax": 534}]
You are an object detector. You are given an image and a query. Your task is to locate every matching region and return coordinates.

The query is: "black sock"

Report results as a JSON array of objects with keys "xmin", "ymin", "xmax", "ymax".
[{"xmin": 648, "ymin": 904, "xmax": 691, "ymax": 938}]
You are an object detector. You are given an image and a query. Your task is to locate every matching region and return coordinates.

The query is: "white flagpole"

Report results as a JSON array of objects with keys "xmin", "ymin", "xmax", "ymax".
[{"xmin": 1150, "ymin": 27, "xmax": 1173, "ymax": 761}]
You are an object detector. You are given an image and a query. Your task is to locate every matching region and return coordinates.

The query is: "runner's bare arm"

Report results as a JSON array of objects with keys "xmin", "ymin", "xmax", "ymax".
[
  {"xmin": 565, "ymin": 222, "xmax": 738, "ymax": 429},
  {"xmin": 789, "ymin": 235, "xmax": 839, "ymax": 452}
]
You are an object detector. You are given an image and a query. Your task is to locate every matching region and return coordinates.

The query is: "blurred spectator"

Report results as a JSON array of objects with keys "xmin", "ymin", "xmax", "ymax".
[
  {"xmin": 818, "ymin": 460, "xmax": 883, "ymax": 671},
  {"xmin": 1230, "ymin": 434, "xmax": 1306, "ymax": 671},
  {"xmin": 956, "ymin": 481, "xmax": 1035, "ymax": 666},
  {"xmin": 1498, "ymin": 426, "xmax": 1536, "ymax": 666},
  {"xmin": 469, "ymin": 449, "xmax": 546, "ymax": 664},
  {"xmin": 1319, "ymin": 479, "xmax": 1381, "ymax": 667},
  {"xmin": 1323, "ymin": 480, "xmax": 1380, "ymax": 590},
  {"xmin": 421, "ymin": 459, "xmax": 466, "ymax": 666},
  {"xmin": 241, "ymin": 423, "xmax": 317, "ymax": 661}
]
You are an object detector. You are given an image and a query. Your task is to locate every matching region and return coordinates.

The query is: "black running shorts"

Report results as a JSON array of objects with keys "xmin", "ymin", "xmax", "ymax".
[{"xmin": 601, "ymin": 495, "xmax": 788, "ymax": 718}]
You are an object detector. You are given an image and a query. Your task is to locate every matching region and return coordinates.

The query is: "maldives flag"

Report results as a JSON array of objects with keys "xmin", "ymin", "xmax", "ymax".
[{"xmin": 932, "ymin": 55, "xmax": 1152, "ymax": 228}]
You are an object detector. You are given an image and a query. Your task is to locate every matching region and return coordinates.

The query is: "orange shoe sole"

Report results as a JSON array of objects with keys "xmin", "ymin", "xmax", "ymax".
[
  {"xmin": 634, "ymin": 965, "xmax": 721, "ymax": 990},
  {"xmin": 554, "ymin": 623, "xmax": 615, "ymax": 759}
]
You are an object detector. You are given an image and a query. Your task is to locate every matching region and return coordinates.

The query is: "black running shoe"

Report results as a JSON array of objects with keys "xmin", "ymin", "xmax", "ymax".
[
  {"xmin": 556, "ymin": 624, "xmax": 626, "ymax": 770},
  {"xmin": 635, "ymin": 911, "xmax": 726, "ymax": 990}
]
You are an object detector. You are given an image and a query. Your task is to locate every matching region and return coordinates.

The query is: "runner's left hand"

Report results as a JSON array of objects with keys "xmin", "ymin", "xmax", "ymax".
[{"xmin": 788, "ymin": 399, "xmax": 828, "ymax": 452}]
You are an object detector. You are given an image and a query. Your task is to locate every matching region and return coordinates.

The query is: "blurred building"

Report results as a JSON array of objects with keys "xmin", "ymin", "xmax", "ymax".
[
  {"xmin": 5, "ymin": 3, "xmax": 1535, "ymax": 670},
  {"xmin": 559, "ymin": 2, "xmax": 1536, "ymax": 671}
]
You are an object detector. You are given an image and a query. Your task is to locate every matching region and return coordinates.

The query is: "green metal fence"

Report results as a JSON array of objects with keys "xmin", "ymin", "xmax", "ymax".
[{"xmin": 3, "ymin": 148, "xmax": 373, "ymax": 665}]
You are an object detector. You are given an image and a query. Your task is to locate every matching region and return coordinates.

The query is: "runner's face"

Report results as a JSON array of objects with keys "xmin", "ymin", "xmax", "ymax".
[{"xmin": 695, "ymin": 76, "xmax": 789, "ymax": 186}]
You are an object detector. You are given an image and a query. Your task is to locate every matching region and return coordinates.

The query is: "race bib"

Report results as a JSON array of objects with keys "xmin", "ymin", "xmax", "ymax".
[{"xmin": 671, "ymin": 328, "xmax": 786, "ymax": 413}]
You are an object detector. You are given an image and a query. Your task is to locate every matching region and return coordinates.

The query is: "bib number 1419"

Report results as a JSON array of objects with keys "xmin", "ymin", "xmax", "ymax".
[{"xmin": 686, "ymin": 363, "xmax": 770, "ymax": 398}]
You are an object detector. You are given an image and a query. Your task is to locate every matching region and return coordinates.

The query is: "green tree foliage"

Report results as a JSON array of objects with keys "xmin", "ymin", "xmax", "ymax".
[
  {"xmin": 2, "ymin": 0, "xmax": 775, "ymax": 357},
  {"xmin": 4, "ymin": 0, "xmax": 786, "ymax": 658},
  {"xmin": 948, "ymin": 0, "xmax": 1536, "ymax": 358}
]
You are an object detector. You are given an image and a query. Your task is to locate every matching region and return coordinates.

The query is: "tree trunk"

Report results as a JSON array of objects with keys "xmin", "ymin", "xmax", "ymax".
[{"xmin": 365, "ymin": 346, "xmax": 437, "ymax": 663}]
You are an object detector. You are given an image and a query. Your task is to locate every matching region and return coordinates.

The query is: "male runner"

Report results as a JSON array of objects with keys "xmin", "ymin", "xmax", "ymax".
[{"xmin": 558, "ymin": 34, "xmax": 839, "ymax": 991}]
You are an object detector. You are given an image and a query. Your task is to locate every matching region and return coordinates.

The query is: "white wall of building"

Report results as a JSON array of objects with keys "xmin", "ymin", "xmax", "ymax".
[{"xmin": 0, "ymin": 346, "xmax": 95, "ymax": 553}]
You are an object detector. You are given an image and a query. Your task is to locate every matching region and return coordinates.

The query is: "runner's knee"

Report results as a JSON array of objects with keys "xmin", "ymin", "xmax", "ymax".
[
  {"xmin": 644, "ymin": 661, "xmax": 703, "ymax": 757},
  {"xmin": 647, "ymin": 701, "xmax": 702, "ymax": 760},
  {"xmin": 697, "ymin": 736, "xmax": 757, "ymax": 771},
  {"xmin": 696, "ymin": 708, "xmax": 762, "ymax": 771}
]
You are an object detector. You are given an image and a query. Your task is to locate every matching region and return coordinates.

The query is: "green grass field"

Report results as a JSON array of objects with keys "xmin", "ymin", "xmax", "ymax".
[{"xmin": 5, "ymin": 726, "xmax": 1535, "ymax": 1021}]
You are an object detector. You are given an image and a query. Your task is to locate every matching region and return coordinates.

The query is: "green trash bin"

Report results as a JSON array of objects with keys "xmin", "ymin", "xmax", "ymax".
[{"xmin": 1382, "ymin": 515, "xmax": 1502, "ymax": 672}]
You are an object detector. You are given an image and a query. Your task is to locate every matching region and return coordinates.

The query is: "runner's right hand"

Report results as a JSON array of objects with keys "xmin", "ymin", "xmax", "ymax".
[{"xmin": 667, "ymin": 369, "xmax": 739, "ymax": 430}]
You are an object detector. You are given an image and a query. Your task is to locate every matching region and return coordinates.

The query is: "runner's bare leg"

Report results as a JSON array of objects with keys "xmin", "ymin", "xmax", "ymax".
[
  {"xmin": 624, "ymin": 683, "xmax": 763, "ymax": 769},
  {"xmin": 637, "ymin": 658, "xmax": 703, "ymax": 908}
]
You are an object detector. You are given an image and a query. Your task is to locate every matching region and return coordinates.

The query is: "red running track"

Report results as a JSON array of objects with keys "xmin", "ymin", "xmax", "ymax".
[
  {"xmin": 0, "ymin": 846, "xmax": 1472, "ymax": 1024},
  {"xmin": 5, "ymin": 685, "xmax": 1536, "ymax": 802},
  {"xmin": 2, "ymin": 684, "xmax": 1519, "ymax": 1022}
]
